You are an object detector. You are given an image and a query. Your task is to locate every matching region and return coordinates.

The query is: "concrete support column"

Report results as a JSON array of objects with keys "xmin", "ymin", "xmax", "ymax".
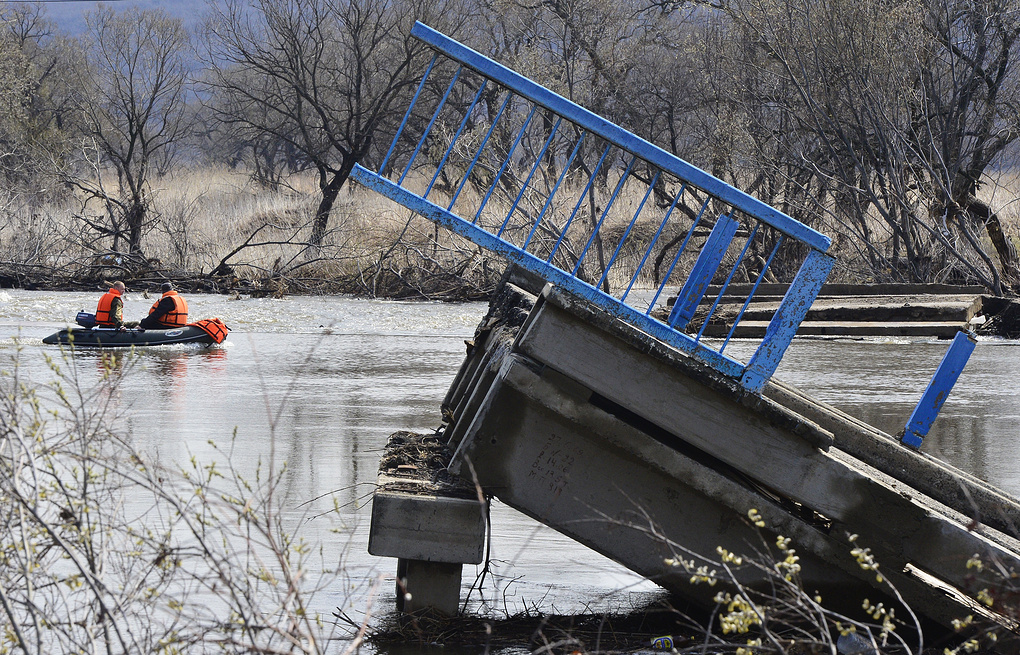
[
  {"xmin": 369, "ymin": 486, "xmax": 486, "ymax": 616},
  {"xmin": 395, "ymin": 558, "xmax": 464, "ymax": 615}
]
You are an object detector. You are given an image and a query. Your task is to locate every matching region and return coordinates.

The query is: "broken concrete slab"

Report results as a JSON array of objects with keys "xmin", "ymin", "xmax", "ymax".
[{"xmin": 368, "ymin": 431, "xmax": 486, "ymax": 617}]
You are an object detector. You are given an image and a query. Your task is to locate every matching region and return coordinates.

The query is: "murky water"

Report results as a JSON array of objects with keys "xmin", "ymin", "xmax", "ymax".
[
  {"xmin": 773, "ymin": 337, "xmax": 1020, "ymax": 494},
  {"xmin": 2, "ymin": 289, "xmax": 1018, "ymax": 645}
]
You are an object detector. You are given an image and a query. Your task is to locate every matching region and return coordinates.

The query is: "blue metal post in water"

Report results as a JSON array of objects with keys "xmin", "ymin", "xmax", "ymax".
[{"xmin": 901, "ymin": 330, "xmax": 978, "ymax": 449}]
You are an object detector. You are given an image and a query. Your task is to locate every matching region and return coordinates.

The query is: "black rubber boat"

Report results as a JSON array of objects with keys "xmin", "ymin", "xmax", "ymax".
[
  {"xmin": 43, "ymin": 318, "xmax": 229, "ymax": 348},
  {"xmin": 43, "ymin": 326, "xmax": 215, "ymax": 347}
]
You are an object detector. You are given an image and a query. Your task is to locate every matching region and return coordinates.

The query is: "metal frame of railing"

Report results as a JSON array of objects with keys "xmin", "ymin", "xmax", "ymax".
[{"xmin": 351, "ymin": 22, "xmax": 834, "ymax": 393}]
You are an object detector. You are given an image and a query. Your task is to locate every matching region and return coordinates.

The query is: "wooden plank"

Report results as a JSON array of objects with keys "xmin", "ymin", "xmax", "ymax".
[
  {"xmin": 453, "ymin": 355, "xmax": 990, "ymax": 626},
  {"xmin": 512, "ymin": 292, "xmax": 1020, "ymax": 599},
  {"xmin": 703, "ymin": 283, "xmax": 988, "ymax": 298},
  {"xmin": 727, "ymin": 297, "xmax": 982, "ymax": 322},
  {"xmin": 703, "ymin": 320, "xmax": 968, "ymax": 339}
]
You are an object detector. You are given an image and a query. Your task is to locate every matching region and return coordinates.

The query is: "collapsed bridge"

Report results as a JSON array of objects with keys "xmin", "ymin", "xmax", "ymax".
[{"xmin": 359, "ymin": 23, "xmax": 1020, "ymax": 632}]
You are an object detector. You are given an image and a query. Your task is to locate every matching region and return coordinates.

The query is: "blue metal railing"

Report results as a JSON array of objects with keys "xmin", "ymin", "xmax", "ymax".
[{"xmin": 352, "ymin": 22, "xmax": 835, "ymax": 393}]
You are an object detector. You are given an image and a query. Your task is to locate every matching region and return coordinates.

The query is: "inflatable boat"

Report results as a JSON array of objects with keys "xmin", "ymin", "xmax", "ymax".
[{"xmin": 43, "ymin": 318, "xmax": 229, "ymax": 348}]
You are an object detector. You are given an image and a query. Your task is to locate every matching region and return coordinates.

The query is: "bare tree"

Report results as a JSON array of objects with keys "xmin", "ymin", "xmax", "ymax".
[
  {"xmin": 700, "ymin": 0, "xmax": 1020, "ymax": 294},
  {"xmin": 202, "ymin": 0, "xmax": 468, "ymax": 248},
  {"xmin": 0, "ymin": 3, "xmax": 78, "ymax": 190},
  {"xmin": 198, "ymin": 64, "xmax": 306, "ymax": 190},
  {"xmin": 919, "ymin": 0, "xmax": 1020, "ymax": 291},
  {"xmin": 68, "ymin": 6, "xmax": 190, "ymax": 257},
  {"xmin": 0, "ymin": 15, "xmax": 31, "ymax": 181}
]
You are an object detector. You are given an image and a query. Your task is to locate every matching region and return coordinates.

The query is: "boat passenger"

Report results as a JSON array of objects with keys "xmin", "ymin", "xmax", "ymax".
[
  {"xmin": 95, "ymin": 281, "xmax": 127, "ymax": 328},
  {"xmin": 139, "ymin": 282, "xmax": 189, "ymax": 330}
]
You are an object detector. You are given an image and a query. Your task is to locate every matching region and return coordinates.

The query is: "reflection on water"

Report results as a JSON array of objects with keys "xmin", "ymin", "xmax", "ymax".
[
  {"xmin": 79, "ymin": 347, "xmax": 229, "ymax": 382},
  {"xmin": 2, "ymin": 289, "xmax": 1020, "ymax": 639}
]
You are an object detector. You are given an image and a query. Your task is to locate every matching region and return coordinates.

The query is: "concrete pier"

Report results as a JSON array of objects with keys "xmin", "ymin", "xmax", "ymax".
[
  {"xmin": 367, "ymin": 431, "xmax": 486, "ymax": 616},
  {"xmin": 350, "ymin": 20, "xmax": 1020, "ymax": 630},
  {"xmin": 368, "ymin": 279, "xmax": 1020, "ymax": 628}
]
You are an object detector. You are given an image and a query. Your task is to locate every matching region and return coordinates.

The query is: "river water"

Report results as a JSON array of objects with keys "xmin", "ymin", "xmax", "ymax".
[{"xmin": 2, "ymin": 289, "xmax": 1018, "ymax": 647}]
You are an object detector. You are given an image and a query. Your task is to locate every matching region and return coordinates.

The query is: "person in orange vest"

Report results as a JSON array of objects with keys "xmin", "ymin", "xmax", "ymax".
[
  {"xmin": 95, "ymin": 281, "xmax": 127, "ymax": 328},
  {"xmin": 138, "ymin": 281, "xmax": 189, "ymax": 330}
]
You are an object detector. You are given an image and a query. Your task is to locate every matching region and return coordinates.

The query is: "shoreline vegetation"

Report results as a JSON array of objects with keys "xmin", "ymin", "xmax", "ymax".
[
  {"xmin": 6, "ymin": 1, "xmax": 1020, "ymax": 305},
  {"xmin": 1, "ymin": 170, "xmax": 503, "ymax": 301},
  {"xmin": 5, "ymin": 164, "xmax": 1020, "ymax": 308}
]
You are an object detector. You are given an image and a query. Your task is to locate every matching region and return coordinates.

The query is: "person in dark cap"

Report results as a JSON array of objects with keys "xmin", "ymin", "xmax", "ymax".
[{"xmin": 138, "ymin": 281, "xmax": 189, "ymax": 330}]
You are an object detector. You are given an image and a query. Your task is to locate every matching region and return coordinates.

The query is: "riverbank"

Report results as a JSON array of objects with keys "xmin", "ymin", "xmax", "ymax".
[
  {"xmin": 0, "ymin": 257, "xmax": 499, "ymax": 301},
  {"xmin": 6, "ymin": 257, "xmax": 1020, "ymax": 338}
]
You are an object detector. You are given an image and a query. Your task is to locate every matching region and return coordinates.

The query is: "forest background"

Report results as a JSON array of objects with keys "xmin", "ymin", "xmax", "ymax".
[
  {"xmin": 4, "ymin": 0, "xmax": 1020, "ymax": 299},
  {"xmin": 5, "ymin": 2, "xmax": 1020, "ymax": 653}
]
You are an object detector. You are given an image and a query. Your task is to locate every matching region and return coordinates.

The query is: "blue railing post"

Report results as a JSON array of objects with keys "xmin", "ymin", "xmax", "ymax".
[
  {"xmin": 901, "ymin": 331, "xmax": 978, "ymax": 449},
  {"xmin": 740, "ymin": 249, "xmax": 834, "ymax": 393},
  {"xmin": 669, "ymin": 215, "xmax": 738, "ymax": 330}
]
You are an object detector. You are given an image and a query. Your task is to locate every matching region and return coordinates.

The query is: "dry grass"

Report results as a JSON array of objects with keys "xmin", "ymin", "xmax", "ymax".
[
  {"xmin": 0, "ymin": 166, "xmax": 455, "ymax": 293},
  {"xmin": 5, "ymin": 162, "xmax": 1020, "ymax": 296}
]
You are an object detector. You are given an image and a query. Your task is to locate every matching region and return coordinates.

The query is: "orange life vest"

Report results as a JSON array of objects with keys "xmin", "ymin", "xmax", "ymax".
[
  {"xmin": 95, "ymin": 288, "xmax": 123, "ymax": 327},
  {"xmin": 148, "ymin": 290, "xmax": 188, "ymax": 328},
  {"xmin": 190, "ymin": 317, "xmax": 230, "ymax": 344}
]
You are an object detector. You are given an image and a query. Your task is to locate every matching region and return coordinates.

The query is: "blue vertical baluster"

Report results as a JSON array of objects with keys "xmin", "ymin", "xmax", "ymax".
[
  {"xmin": 399, "ymin": 66, "xmax": 464, "ymax": 185},
  {"xmin": 447, "ymin": 92, "xmax": 513, "ymax": 212},
  {"xmin": 425, "ymin": 80, "xmax": 488, "ymax": 199},
  {"xmin": 597, "ymin": 170, "xmax": 661, "ymax": 292},
  {"xmin": 474, "ymin": 104, "xmax": 538, "ymax": 224},
  {"xmin": 668, "ymin": 214, "xmax": 739, "ymax": 330},
  {"xmin": 380, "ymin": 53, "xmax": 439, "ymax": 175},
  {"xmin": 647, "ymin": 195, "xmax": 711, "ymax": 314},
  {"xmin": 572, "ymin": 155, "xmax": 637, "ymax": 276},
  {"xmin": 523, "ymin": 131, "xmax": 587, "ymax": 251},
  {"xmin": 696, "ymin": 223, "xmax": 760, "ymax": 342},
  {"xmin": 497, "ymin": 116, "xmax": 563, "ymax": 238},
  {"xmin": 548, "ymin": 143, "xmax": 613, "ymax": 264},
  {"xmin": 901, "ymin": 331, "xmax": 978, "ymax": 448},
  {"xmin": 625, "ymin": 182, "xmax": 684, "ymax": 306},
  {"xmin": 721, "ymin": 231, "xmax": 783, "ymax": 353}
]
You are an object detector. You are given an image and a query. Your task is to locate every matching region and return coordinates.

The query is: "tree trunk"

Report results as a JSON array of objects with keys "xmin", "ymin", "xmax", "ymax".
[
  {"xmin": 310, "ymin": 156, "xmax": 356, "ymax": 247},
  {"xmin": 126, "ymin": 200, "xmax": 146, "ymax": 256},
  {"xmin": 587, "ymin": 183, "xmax": 609, "ymax": 294},
  {"xmin": 542, "ymin": 110, "xmax": 557, "ymax": 182},
  {"xmin": 964, "ymin": 194, "xmax": 1020, "ymax": 293}
]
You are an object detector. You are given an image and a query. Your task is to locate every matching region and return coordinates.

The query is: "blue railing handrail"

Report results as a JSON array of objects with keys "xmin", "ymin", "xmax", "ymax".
[{"xmin": 410, "ymin": 22, "xmax": 831, "ymax": 253}]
